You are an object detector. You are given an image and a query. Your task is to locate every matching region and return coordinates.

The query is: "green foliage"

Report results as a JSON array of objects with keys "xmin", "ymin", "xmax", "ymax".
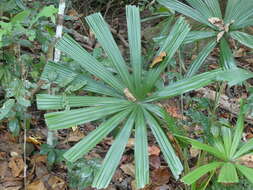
[
  {"xmin": 158, "ymin": 0, "xmax": 253, "ymax": 76},
  {"xmin": 0, "ymin": 1, "xmax": 58, "ymax": 135},
  {"xmin": 36, "ymin": 5, "xmax": 253, "ymax": 189},
  {"xmin": 67, "ymin": 158, "xmax": 101, "ymax": 190},
  {"xmin": 40, "ymin": 144, "xmax": 65, "ymax": 165},
  {"xmin": 207, "ymin": 178, "xmax": 253, "ymax": 190},
  {"xmin": 176, "ymin": 101, "xmax": 253, "ymax": 188}
]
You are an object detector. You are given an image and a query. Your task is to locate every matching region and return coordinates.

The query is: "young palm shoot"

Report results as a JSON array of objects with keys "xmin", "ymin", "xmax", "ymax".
[
  {"xmin": 158, "ymin": 0, "xmax": 253, "ymax": 77},
  {"xmin": 177, "ymin": 101, "xmax": 253, "ymax": 188}
]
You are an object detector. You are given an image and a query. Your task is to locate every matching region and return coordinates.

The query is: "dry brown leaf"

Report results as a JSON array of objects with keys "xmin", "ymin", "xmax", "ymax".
[
  {"xmin": 0, "ymin": 152, "xmax": 7, "ymax": 160},
  {"xmin": 67, "ymin": 129, "xmax": 85, "ymax": 142},
  {"xmin": 150, "ymin": 51, "xmax": 167, "ymax": 68},
  {"xmin": 154, "ymin": 185, "xmax": 171, "ymax": 190},
  {"xmin": 126, "ymin": 138, "xmax": 135, "ymax": 148},
  {"xmin": 190, "ymin": 147, "xmax": 200, "ymax": 158},
  {"xmin": 0, "ymin": 161, "xmax": 8, "ymax": 178},
  {"xmin": 151, "ymin": 167, "xmax": 171, "ymax": 186},
  {"xmin": 238, "ymin": 154, "xmax": 253, "ymax": 168},
  {"xmin": 208, "ymin": 17, "xmax": 224, "ymax": 29},
  {"xmin": 165, "ymin": 105, "xmax": 186, "ymax": 120},
  {"xmin": 8, "ymin": 157, "xmax": 24, "ymax": 177},
  {"xmin": 67, "ymin": 9, "xmax": 84, "ymax": 20},
  {"xmin": 217, "ymin": 31, "xmax": 225, "ymax": 42},
  {"xmin": 150, "ymin": 155, "xmax": 161, "ymax": 169},
  {"xmin": 48, "ymin": 175, "xmax": 66, "ymax": 190},
  {"xmin": 131, "ymin": 180, "xmax": 137, "ymax": 190},
  {"xmin": 26, "ymin": 136, "xmax": 42, "ymax": 145},
  {"xmin": 35, "ymin": 163, "xmax": 48, "ymax": 178},
  {"xmin": 246, "ymin": 58, "xmax": 253, "ymax": 65},
  {"xmin": 234, "ymin": 47, "xmax": 246, "ymax": 58},
  {"xmin": 31, "ymin": 155, "xmax": 47, "ymax": 164},
  {"xmin": 148, "ymin": 145, "xmax": 161, "ymax": 156},
  {"xmin": 105, "ymin": 185, "xmax": 117, "ymax": 190},
  {"xmin": 5, "ymin": 187, "xmax": 22, "ymax": 190},
  {"xmin": 27, "ymin": 180, "xmax": 47, "ymax": 190},
  {"xmin": 120, "ymin": 163, "xmax": 135, "ymax": 177}
]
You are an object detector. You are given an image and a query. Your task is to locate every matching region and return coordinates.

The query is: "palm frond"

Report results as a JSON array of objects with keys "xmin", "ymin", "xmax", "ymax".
[
  {"xmin": 45, "ymin": 103, "xmax": 131, "ymax": 130},
  {"xmin": 185, "ymin": 0, "xmax": 214, "ymax": 19},
  {"xmin": 154, "ymin": 31, "xmax": 217, "ymax": 45},
  {"xmin": 126, "ymin": 5, "xmax": 143, "ymax": 97},
  {"xmin": 135, "ymin": 108, "xmax": 149, "ymax": 188},
  {"xmin": 92, "ymin": 108, "xmax": 136, "ymax": 189},
  {"xmin": 205, "ymin": 0, "xmax": 222, "ymax": 18},
  {"xmin": 158, "ymin": 0, "xmax": 213, "ymax": 28},
  {"xmin": 144, "ymin": 17, "xmax": 190, "ymax": 93},
  {"xmin": 56, "ymin": 35, "xmax": 125, "ymax": 93},
  {"xmin": 41, "ymin": 61, "xmax": 121, "ymax": 97},
  {"xmin": 144, "ymin": 109, "xmax": 183, "ymax": 179},
  {"xmin": 63, "ymin": 108, "xmax": 132, "ymax": 162},
  {"xmin": 183, "ymin": 31, "xmax": 217, "ymax": 44},
  {"xmin": 146, "ymin": 69, "xmax": 222, "ymax": 102},
  {"xmin": 182, "ymin": 162, "xmax": 224, "ymax": 185},
  {"xmin": 36, "ymin": 94, "xmax": 127, "ymax": 110},
  {"xmin": 85, "ymin": 13, "xmax": 133, "ymax": 91},
  {"xmin": 225, "ymin": 0, "xmax": 253, "ymax": 24},
  {"xmin": 186, "ymin": 39, "xmax": 217, "ymax": 77},
  {"xmin": 219, "ymin": 38, "xmax": 237, "ymax": 69},
  {"xmin": 230, "ymin": 31, "xmax": 253, "ymax": 49}
]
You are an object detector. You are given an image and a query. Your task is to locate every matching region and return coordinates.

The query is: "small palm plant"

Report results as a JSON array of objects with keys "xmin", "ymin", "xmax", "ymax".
[
  {"xmin": 36, "ymin": 5, "xmax": 250, "ymax": 189},
  {"xmin": 158, "ymin": 0, "xmax": 253, "ymax": 77},
  {"xmin": 177, "ymin": 101, "xmax": 253, "ymax": 188}
]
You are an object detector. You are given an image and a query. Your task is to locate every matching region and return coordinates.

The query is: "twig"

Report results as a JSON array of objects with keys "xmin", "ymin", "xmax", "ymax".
[
  {"xmin": 197, "ymin": 87, "xmax": 253, "ymax": 125},
  {"xmin": 110, "ymin": 27, "xmax": 129, "ymax": 48}
]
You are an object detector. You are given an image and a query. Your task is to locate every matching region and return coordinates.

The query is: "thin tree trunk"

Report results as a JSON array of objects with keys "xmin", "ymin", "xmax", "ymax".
[{"xmin": 47, "ymin": 0, "xmax": 66, "ymax": 146}]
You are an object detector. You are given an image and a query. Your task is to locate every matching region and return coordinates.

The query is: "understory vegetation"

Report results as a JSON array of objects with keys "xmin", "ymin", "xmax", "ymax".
[{"xmin": 1, "ymin": 0, "xmax": 253, "ymax": 190}]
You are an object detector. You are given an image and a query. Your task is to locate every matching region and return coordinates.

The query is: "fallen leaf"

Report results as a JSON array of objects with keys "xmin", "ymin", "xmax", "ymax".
[
  {"xmin": 0, "ymin": 161, "xmax": 8, "ymax": 178},
  {"xmin": 26, "ymin": 136, "xmax": 42, "ymax": 145},
  {"xmin": 35, "ymin": 163, "xmax": 48, "ymax": 178},
  {"xmin": 120, "ymin": 163, "xmax": 135, "ymax": 177},
  {"xmin": 67, "ymin": 129, "xmax": 85, "ymax": 142},
  {"xmin": 5, "ymin": 187, "xmax": 22, "ymax": 190},
  {"xmin": 217, "ymin": 31, "xmax": 225, "ymax": 42},
  {"xmin": 0, "ymin": 152, "xmax": 7, "ymax": 160},
  {"xmin": 126, "ymin": 138, "xmax": 135, "ymax": 148},
  {"xmin": 154, "ymin": 185, "xmax": 171, "ymax": 190},
  {"xmin": 151, "ymin": 167, "xmax": 171, "ymax": 186},
  {"xmin": 131, "ymin": 180, "xmax": 137, "ymax": 190},
  {"xmin": 165, "ymin": 105, "xmax": 186, "ymax": 120},
  {"xmin": 246, "ymin": 58, "xmax": 253, "ymax": 65},
  {"xmin": 238, "ymin": 154, "xmax": 253, "ymax": 168},
  {"xmin": 190, "ymin": 147, "xmax": 200, "ymax": 158},
  {"xmin": 8, "ymin": 157, "xmax": 24, "ymax": 177},
  {"xmin": 208, "ymin": 17, "xmax": 224, "ymax": 29},
  {"xmin": 27, "ymin": 180, "xmax": 46, "ymax": 190},
  {"xmin": 150, "ymin": 155, "xmax": 161, "ymax": 169},
  {"xmin": 148, "ymin": 145, "xmax": 161, "ymax": 156},
  {"xmin": 150, "ymin": 51, "xmax": 167, "ymax": 68},
  {"xmin": 105, "ymin": 185, "xmax": 117, "ymax": 190},
  {"xmin": 48, "ymin": 175, "xmax": 66, "ymax": 190},
  {"xmin": 234, "ymin": 47, "xmax": 246, "ymax": 58},
  {"xmin": 31, "ymin": 155, "xmax": 47, "ymax": 164}
]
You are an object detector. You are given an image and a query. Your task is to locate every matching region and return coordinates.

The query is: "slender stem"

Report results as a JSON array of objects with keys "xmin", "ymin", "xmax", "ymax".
[{"xmin": 47, "ymin": 0, "xmax": 66, "ymax": 146}]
